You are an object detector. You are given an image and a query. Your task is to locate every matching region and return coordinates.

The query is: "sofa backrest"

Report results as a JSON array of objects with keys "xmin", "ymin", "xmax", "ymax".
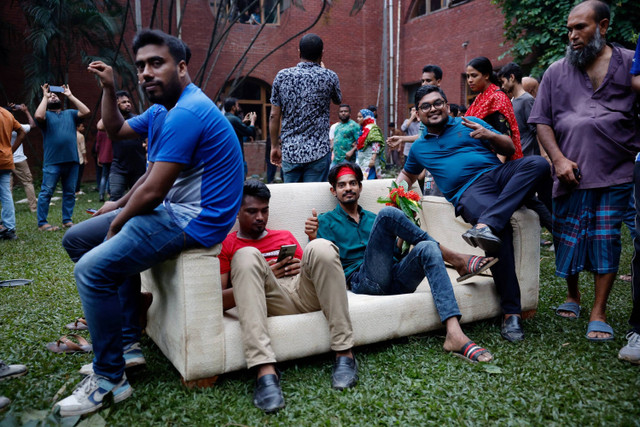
[{"xmin": 230, "ymin": 179, "xmax": 424, "ymax": 249}]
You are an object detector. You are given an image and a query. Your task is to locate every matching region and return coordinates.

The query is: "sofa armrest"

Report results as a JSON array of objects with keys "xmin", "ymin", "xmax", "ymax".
[
  {"xmin": 421, "ymin": 195, "xmax": 541, "ymax": 311},
  {"xmin": 141, "ymin": 244, "xmax": 225, "ymax": 381}
]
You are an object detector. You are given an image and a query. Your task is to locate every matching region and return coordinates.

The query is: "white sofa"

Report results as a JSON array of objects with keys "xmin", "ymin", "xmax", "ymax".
[{"xmin": 141, "ymin": 179, "xmax": 540, "ymax": 384}]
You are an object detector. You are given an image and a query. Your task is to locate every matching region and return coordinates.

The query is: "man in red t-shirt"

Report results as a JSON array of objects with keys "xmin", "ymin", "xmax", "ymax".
[{"xmin": 219, "ymin": 180, "xmax": 356, "ymax": 413}]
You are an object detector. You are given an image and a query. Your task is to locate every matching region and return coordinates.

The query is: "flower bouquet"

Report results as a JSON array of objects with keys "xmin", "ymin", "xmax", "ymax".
[{"xmin": 377, "ymin": 181, "xmax": 423, "ymax": 253}]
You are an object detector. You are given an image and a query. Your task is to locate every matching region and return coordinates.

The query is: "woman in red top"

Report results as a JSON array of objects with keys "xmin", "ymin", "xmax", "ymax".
[{"xmin": 465, "ymin": 56, "xmax": 523, "ymax": 161}]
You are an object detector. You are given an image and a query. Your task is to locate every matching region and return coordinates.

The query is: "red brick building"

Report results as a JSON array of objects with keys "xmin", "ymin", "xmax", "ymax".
[{"xmin": 0, "ymin": 0, "xmax": 511, "ymax": 177}]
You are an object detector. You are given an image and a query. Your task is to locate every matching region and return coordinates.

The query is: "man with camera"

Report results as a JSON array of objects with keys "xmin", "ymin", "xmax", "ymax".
[
  {"xmin": 219, "ymin": 179, "xmax": 357, "ymax": 413},
  {"xmin": 34, "ymin": 83, "xmax": 90, "ymax": 231}
]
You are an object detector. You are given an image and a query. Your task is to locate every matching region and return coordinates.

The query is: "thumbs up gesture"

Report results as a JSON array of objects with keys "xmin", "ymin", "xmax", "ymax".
[{"xmin": 305, "ymin": 208, "xmax": 319, "ymax": 240}]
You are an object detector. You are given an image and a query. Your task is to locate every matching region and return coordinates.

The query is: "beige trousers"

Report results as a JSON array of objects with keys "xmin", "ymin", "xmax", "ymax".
[
  {"xmin": 231, "ymin": 238, "xmax": 354, "ymax": 369},
  {"xmin": 11, "ymin": 160, "xmax": 37, "ymax": 212}
]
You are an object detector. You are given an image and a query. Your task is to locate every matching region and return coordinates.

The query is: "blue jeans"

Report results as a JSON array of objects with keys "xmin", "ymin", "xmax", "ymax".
[
  {"xmin": 62, "ymin": 210, "xmax": 142, "ymax": 353},
  {"xmin": 282, "ymin": 152, "xmax": 331, "ymax": 183},
  {"xmin": 37, "ymin": 162, "xmax": 78, "ymax": 226},
  {"xmin": 69, "ymin": 206, "xmax": 198, "ymax": 381},
  {"xmin": 0, "ymin": 170, "xmax": 15, "ymax": 230},
  {"xmin": 350, "ymin": 207, "xmax": 461, "ymax": 323},
  {"xmin": 99, "ymin": 163, "xmax": 111, "ymax": 200}
]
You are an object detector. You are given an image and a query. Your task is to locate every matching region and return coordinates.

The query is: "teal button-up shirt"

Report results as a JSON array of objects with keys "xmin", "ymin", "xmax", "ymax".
[{"xmin": 318, "ymin": 204, "xmax": 377, "ymax": 280}]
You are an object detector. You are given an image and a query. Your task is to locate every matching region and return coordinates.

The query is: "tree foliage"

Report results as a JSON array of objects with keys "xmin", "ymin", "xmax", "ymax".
[
  {"xmin": 18, "ymin": 0, "xmax": 137, "ymax": 110},
  {"xmin": 492, "ymin": 0, "xmax": 640, "ymax": 78}
]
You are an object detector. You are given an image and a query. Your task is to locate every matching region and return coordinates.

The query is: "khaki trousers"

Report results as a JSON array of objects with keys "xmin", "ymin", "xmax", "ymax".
[
  {"xmin": 231, "ymin": 238, "xmax": 354, "ymax": 369},
  {"xmin": 11, "ymin": 160, "xmax": 37, "ymax": 212}
]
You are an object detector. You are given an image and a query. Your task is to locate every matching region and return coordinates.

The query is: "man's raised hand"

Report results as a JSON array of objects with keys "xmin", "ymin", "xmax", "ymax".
[
  {"xmin": 305, "ymin": 208, "xmax": 318, "ymax": 240},
  {"xmin": 87, "ymin": 61, "xmax": 115, "ymax": 89}
]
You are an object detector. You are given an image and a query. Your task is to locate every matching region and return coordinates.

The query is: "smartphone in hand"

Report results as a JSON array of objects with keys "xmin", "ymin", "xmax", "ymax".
[
  {"xmin": 276, "ymin": 244, "xmax": 297, "ymax": 263},
  {"xmin": 49, "ymin": 85, "xmax": 65, "ymax": 93},
  {"xmin": 86, "ymin": 208, "xmax": 97, "ymax": 215}
]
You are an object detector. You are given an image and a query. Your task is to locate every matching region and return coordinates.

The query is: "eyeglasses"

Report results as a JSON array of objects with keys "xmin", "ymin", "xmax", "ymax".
[{"xmin": 418, "ymin": 99, "xmax": 446, "ymax": 112}]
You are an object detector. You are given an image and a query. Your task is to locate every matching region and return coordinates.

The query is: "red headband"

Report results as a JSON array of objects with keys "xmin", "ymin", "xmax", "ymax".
[{"xmin": 337, "ymin": 166, "xmax": 356, "ymax": 178}]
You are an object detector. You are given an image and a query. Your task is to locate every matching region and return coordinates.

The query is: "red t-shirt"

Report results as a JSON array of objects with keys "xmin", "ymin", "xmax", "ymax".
[{"xmin": 219, "ymin": 229, "xmax": 304, "ymax": 274}]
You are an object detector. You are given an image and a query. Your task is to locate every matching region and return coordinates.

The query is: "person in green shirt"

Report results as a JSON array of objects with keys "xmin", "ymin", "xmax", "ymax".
[
  {"xmin": 305, "ymin": 161, "xmax": 496, "ymax": 362},
  {"xmin": 330, "ymin": 104, "xmax": 360, "ymax": 167}
]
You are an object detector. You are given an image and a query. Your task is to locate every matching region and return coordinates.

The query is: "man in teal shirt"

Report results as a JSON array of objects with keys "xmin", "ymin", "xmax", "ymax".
[{"xmin": 305, "ymin": 161, "xmax": 496, "ymax": 362}]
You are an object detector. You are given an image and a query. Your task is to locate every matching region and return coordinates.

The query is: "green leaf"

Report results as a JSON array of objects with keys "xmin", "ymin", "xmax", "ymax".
[{"xmin": 483, "ymin": 365, "xmax": 504, "ymax": 374}]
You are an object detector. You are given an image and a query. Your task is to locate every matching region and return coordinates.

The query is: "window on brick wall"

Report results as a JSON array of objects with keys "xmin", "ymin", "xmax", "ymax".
[
  {"xmin": 409, "ymin": 0, "xmax": 447, "ymax": 18},
  {"xmin": 210, "ymin": 0, "xmax": 287, "ymax": 25},
  {"xmin": 223, "ymin": 77, "xmax": 272, "ymax": 140}
]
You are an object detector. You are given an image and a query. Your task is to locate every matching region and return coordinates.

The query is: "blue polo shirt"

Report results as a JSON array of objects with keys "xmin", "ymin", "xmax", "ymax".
[
  {"xmin": 128, "ymin": 83, "xmax": 244, "ymax": 247},
  {"xmin": 40, "ymin": 110, "xmax": 79, "ymax": 165},
  {"xmin": 405, "ymin": 116, "xmax": 501, "ymax": 207},
  {"xmin": 317, "ymin": 204, "xmax": 377, "ymax": 280}
]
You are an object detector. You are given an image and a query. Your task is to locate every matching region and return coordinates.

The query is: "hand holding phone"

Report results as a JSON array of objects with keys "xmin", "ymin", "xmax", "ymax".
[
  {"xmin": 276, "ymin": 244, "xmax": 297, "ymax": 263},
  {"xmin": 49, "ymin": 85, "xmax": 65, "ymax": 93}
]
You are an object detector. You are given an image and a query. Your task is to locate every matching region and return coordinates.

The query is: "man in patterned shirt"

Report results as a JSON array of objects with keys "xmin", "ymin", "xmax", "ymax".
[{"xmin": 269, "ymin": 33, "xmax": 342, "ymax": 183}]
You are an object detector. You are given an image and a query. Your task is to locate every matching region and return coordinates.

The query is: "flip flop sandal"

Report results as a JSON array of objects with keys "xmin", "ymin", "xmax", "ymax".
[
  {"xmin": 457, "ymin": 256, "xmax": 499, "ymax": 282},
  {"xmin": 586, "ymin": 320, "xmax": 614, "ymax": 342},
  {"xmin": 62, "ymin": 222, "xmax": 74, "ymax": 229},
  {"xmin": 555, "ymin": 302, "xmax": 580, "ymax": 319},
  {"xmin": 38, "ymin": 224, "xmax": 59, "ymax": 232},
  {"xmin": 65, "ymin": 317, "xmax": 88, "ymax": 331},
  {"xmin": 0, "ymin": 279, "xmax": 33, "ymax": 288},
  {"xmin": 451, "ymin": 341, "xmax": 493, "ymax": 363},
  {"xmin": 46, "ymin": 334, "xmax": 93, "ymax": 354}
]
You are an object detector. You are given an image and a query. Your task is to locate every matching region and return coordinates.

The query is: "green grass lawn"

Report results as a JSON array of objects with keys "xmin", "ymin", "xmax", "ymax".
[{"xmin": 1, "ymin": 186, "xmax": 639, "ymax": 426}]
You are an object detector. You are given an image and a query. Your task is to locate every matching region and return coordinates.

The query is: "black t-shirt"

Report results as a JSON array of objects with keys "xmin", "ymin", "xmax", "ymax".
[{"xmin": 112, "ymin": 113, "xmax": 146, "ymax": 176}]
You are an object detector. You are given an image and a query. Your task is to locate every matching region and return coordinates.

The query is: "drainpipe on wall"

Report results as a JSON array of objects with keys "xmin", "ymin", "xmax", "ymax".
[{"xmin": 382, "ymin": 0, "xmax": 389, "ymax": 142}]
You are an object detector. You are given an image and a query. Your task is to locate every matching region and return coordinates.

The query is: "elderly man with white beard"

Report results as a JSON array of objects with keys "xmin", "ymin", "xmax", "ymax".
[{"xmin": 529, "ymin": 0, "xmax": 640, "ymax": 342}]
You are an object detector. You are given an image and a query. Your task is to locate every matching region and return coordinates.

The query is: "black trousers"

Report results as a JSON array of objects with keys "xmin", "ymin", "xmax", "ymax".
[{"xmin": 456, "ymin": 156, "xmax": 550, "ymax": 314}]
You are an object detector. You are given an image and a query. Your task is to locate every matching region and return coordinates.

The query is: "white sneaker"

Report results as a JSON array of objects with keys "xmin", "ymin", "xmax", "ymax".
[
  {"xmin": 79, "ymin": 342, "xmax": 146, "ymax": 376},
  {"xmin": 618, "ymin": 332, "xmax": 640, "ymax": 365},
  {"xmin": 55, "ymin": 373, "xmax": 133, "ymax": 417},
  {"xmin": 0, "ymin": 360, "xmax": 27, "ymax": 381}
]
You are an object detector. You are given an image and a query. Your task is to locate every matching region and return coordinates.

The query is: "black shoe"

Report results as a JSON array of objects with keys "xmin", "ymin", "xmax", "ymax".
[
  {"xmin": 501, "ymin": 315, "xmax": 524, "ymax": 342},
  {"xmin": 332, "ymin": 356, "xmax": 358, "ymax": 390},
  {"xmin": 0, "ymin": 229, "xmax": 17, "ymax": 241},
  {"xmin": 253, "ymin": 374, "xmax": 285, "ymax": 413},
  {"xmin": 462, "ymin": 225, "xmax": 502, "ymax": 253}
]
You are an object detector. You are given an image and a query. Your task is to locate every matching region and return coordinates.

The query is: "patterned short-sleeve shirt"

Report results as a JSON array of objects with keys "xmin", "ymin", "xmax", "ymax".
[{"xmin": 271, "ymin": 62, "xmax": 342, "ymax": 164}]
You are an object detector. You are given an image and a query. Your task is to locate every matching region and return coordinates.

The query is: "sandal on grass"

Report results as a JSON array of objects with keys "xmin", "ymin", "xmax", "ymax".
[
  {"xmin": 46, "ymin": 334, "xmax": 92, "ymax": 354},
  {"xmin": 456, "ymin": 256, "xmax": 499, "ymax": 282},
  {"xmin": 38, "ymin": 224, "xmax": 59, "ymax": 232},
  {"xmin": 65, "ymin": 317, "xmax": 88, "ymax": 331},
  {"xmin": 451, "ymin": 341, "xmax": 492, "ymax": 363},
  {"xmin": 555, "ymin": 302, "xmax": 580, "ymax": 319},
  {"xmin": 586, "ymin": 320, "xmax": 614, "ymax": 342},
  {"xmin": 62, "ymin": 222, "xmax": 74, "ymax": 229},
  {"xmin": 0, "ymin": 279, "xmax": 33, "ymax": 288}
]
